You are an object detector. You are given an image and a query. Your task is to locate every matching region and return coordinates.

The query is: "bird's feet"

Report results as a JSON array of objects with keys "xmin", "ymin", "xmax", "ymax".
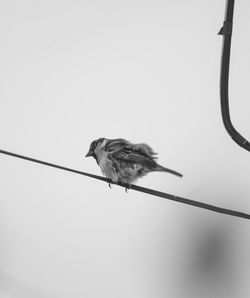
[
  {"xmin": 124, "ymin": 183, "xmax": 131, "ymax": 193},
  {"xmin": 108, "ymin": 180, "xmax": 113, "ymax": 188}
]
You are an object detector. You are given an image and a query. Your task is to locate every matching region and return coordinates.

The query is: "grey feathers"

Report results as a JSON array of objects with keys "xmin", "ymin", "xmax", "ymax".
[{"xmin": 86, "ymin": 138, "xmax": 182, "ymax": 185}]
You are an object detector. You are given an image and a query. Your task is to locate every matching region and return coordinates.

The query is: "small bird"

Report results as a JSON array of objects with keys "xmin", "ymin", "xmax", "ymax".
[{"xmin": 85, "ymin": 138, "xmax": 182, "ymax": 190}]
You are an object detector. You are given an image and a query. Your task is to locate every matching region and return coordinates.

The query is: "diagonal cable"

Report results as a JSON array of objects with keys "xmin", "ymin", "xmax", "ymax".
[{"xmin": 0, "ymin": 149, "xmax": 249, "ymax": 220}]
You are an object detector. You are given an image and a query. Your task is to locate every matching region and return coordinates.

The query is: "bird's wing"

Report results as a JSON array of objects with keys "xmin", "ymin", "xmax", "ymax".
[
  {"xmin": 105, "ymin": 139, "xmax": 157, "ymax": 158},
  {"xmin": 110, "ymin": 146, "xmax": 157, "ymax": 170},
  {"xmin": 130, "ymin": 143, "xmax": 158, "ymax": 159},
  {"xmin": 104, "ymin": 139, "xmax": 130, "ymax": 153}
]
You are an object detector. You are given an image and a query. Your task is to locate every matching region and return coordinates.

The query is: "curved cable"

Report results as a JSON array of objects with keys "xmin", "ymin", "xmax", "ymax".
[
  {"xmin": 218, "ymin": 0, "xmax": 250, "ymax": 151},
  {"xmin": 0, "ymin": 149, "xmax": 249, "ymax": 220}
]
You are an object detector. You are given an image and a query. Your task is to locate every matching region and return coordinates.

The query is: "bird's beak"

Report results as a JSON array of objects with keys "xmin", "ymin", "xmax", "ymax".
[{"xmin": 85, "ymin": 150, "xmax": 93, "ymax": 157}]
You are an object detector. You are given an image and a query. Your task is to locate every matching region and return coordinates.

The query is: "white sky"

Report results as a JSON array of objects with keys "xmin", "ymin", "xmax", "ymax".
[{"xmin": 0, "ymin": 1, "xmax": 249, "ymax": 297}]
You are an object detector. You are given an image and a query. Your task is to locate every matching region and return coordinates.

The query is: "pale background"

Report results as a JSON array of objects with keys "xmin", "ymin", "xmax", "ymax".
[{"xmin": 0, "ymin": 0, "xmax": 249, "ymax": 297}]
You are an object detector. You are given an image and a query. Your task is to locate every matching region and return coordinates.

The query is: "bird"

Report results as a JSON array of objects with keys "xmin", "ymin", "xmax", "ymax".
[{"xmin": 85, "ymin": 138, "xmax": 182, "ymax": 191}]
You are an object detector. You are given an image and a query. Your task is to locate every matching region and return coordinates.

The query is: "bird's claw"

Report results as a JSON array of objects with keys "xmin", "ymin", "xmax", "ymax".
[{"xmin": 124, "ymin": 184, "xmax": 131, "ymax": 193}]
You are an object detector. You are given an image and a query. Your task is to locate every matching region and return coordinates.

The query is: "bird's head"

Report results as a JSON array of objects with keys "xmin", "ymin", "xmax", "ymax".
[{"xmin": 85, "ymin": 138, "xmax": 106, "ymax": 160}]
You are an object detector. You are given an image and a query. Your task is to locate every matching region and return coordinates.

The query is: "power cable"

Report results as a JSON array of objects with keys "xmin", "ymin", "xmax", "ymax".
[
  {"xmin": 219, "ymin": 0, "xmax": 250, "ymax": 151},
  {"xmin": 0, "ymin": 149, "xmax": 249, "ymax": 220}
]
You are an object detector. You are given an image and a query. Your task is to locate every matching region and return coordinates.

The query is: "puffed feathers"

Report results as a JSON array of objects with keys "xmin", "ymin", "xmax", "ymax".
[{"xmin": 85, "ymin": 138, "xmax": 182, "ymax": 185}]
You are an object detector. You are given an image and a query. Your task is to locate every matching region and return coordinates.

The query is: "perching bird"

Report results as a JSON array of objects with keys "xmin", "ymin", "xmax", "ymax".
[{"xmin": 85, "ymin": 138, "xmax": 182, "ymax": 190}]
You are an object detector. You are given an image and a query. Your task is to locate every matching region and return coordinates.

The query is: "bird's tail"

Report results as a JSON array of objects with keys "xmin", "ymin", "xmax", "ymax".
[{"xmin": 155, "ymin": 164, "xmax": 183, "ymax": 177}]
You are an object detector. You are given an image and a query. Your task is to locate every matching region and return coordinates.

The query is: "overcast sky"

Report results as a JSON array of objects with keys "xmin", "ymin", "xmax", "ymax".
[{"xmin": 0, "ymin": 1, "xmax": 249, "ymax": 297}]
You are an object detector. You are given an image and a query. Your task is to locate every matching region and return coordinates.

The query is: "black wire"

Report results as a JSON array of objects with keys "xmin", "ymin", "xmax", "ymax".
[
  {"xmin": 219, "ymin": 0, "xmax": 250, "ymax": 151},
  {"xmin": 0, "ymin": 149, "xmax": 249, "ymax": 220}
]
